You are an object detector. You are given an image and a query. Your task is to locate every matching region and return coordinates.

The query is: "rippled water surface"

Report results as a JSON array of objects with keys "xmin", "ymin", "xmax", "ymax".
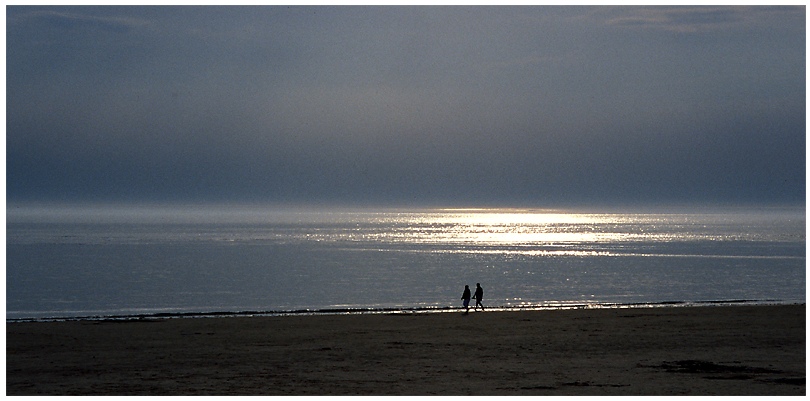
[{"xmin": 6, "ymin": 205, "xmax": 805, "ymax": 319}]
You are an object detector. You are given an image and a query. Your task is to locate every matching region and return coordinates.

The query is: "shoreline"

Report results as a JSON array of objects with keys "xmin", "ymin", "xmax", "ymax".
[
  {"xmin": 7, "ymin": 303, "xmax": 805, "ymax": 395},
  {"xmin": 7, "ymin": 298, "xmax": 801, "ymax": 323}
]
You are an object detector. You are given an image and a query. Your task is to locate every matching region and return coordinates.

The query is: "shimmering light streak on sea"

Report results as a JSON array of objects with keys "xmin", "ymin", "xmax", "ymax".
[{"xmin": 297, "ymin": 209, "xmax": 797, "ymax": 249}]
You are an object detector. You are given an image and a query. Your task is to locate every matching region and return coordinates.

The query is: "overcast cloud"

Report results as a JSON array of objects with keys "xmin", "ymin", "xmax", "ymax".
[{"xmin": 6, "ymin": 6, "xmax": 805, "ymax": 207}]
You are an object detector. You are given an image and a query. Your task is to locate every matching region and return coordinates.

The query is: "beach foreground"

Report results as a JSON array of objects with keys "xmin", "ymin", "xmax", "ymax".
[{"xmin": 6, "ymin": 304, "xmax": 805, "ymax": 395}]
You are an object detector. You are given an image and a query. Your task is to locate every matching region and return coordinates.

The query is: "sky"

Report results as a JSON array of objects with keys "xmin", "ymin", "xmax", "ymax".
[{"xmin": 6, "ymin": 5, "xmax": 806, "ymax": 208}]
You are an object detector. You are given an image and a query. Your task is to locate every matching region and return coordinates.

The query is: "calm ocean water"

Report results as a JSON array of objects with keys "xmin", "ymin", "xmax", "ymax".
[{"xmin": 6, "ymin": 204, "xmax": 806, "ymax": 320}]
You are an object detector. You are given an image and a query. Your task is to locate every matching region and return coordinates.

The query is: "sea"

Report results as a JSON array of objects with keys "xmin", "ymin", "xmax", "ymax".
[{"xmin": 6, "ymin": 204, "xmax": 806, "ymax": 321}]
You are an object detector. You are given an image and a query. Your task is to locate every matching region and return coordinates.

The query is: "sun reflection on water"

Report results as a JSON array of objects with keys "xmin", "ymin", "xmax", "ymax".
[{"xmin": 390, "ymin": 209, "xmax": 630, "ymax": 246}]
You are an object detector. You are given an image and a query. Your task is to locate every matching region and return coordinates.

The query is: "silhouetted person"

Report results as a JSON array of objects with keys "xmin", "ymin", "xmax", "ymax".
[
  {"xmin": 461, "ymin": 285, "xmax": 471, "ymax": 314},
  {"xmin": 474, "ymin": 283, "xmax": 484, "ymax": 311}
]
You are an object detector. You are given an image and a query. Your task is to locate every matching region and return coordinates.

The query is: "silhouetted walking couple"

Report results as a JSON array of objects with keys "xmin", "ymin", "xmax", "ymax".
[{"xmin": 461, "ymin": 283, "xmax": 485, "ymax": 314}]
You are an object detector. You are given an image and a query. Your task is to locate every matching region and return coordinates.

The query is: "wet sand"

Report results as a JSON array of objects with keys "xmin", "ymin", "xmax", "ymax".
[{"xmin": 6, "ymin": 304, "xmax": 805, "ymax": 395}]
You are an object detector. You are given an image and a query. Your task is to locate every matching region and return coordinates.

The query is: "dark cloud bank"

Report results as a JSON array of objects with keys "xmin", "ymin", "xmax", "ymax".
[{"xmin": 7, "ymin": 6, "xmax": 805, "ymax": 208}]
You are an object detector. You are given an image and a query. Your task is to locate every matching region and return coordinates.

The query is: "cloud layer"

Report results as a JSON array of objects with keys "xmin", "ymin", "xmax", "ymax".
[{"xmin": 7, "ymin": 6, "xmax": 805, "ymax": 206}]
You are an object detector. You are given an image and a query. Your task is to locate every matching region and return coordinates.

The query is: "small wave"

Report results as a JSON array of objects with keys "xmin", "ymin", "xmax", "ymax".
[{"xmin": 6, "ymin": 299, "xmax": 801, "ymax": 323}]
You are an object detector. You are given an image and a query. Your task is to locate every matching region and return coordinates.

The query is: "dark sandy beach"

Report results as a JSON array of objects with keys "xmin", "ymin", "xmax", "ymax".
[{"xmin": 6, "ymin": 304, "xmax": 805, "ymax": 395}]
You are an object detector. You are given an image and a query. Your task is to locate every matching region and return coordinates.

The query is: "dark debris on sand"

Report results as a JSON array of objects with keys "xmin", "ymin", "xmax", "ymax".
[{"xmin": 650, "ymin": 360, "xmax": 804, "ymax": 386}]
